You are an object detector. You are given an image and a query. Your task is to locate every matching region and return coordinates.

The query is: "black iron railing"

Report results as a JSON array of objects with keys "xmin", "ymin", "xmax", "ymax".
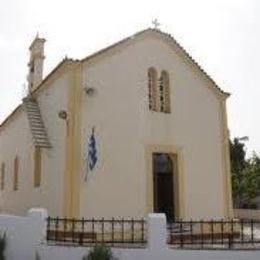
[
  {"xmin": 168, "ymin": 219, "xmax": 260, "ymax": 249},
  {"xmin": 46, "ymin": 217, "xmax": 147, "ymax": 247}
]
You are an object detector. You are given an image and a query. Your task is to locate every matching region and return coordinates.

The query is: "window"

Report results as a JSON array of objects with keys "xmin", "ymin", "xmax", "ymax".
[
  {"xmin": 34, "ymin": 147, "xmax": 41, "ymax": 187},
  {"xmin": 13, "ymin": 156, "xmax": 19, "ymax": 191},
  {"xmin": 159, "ymin": 71, "xmax": 171, "ymax": 113},
  {"xmin": 30, "ymin": 60, "xmax": 34, "ymax": 73},
  {"xmin": 159, "ymin": 74, "xmax": 165, "ymax": 112},
  {"xmin": 148, "ymin": 67, "xmax": 158, "ymax": 111},
  {"xmin": 148, "ymin": 68, "xmax": 171, "ymax": 113},
  {"xmin": 0, "ymin": 163, "xmax": 5, "ymax": 190}
]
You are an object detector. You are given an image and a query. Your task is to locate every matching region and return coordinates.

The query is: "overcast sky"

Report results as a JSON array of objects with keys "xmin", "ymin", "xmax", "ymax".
[{"xmin": 0, "ymin": 0, "xmax": 259, "ymax": 155}]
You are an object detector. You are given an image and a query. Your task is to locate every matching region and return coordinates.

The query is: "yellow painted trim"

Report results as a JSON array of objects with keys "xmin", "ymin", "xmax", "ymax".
[
  {"xmin": 64, "ymin": 63, "xmax": 83, "ymax": 217},
  {"xmin": 145, "ymin": 145, "xmax": 186, "ymax": 219},
  {"xmin": 34, "ymin": 147, "xmax": 42, "ymax": 187}
]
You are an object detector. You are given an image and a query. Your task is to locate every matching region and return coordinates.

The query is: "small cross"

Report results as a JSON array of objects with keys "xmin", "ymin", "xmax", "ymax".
[{"xmin": 152, "ymin": 19, "xmax": 160, "ymax": 29}]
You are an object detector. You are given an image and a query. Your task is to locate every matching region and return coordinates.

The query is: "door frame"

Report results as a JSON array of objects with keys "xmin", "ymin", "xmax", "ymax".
[{"xmin": 145, "ymin": 145, "xmax": 185, "ymax": 219}]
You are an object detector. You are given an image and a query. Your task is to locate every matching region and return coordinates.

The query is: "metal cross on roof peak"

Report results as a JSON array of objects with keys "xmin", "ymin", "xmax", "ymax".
[{"xmin": 152, "ymin": 19, "xmax": 160, "ymax": 29}]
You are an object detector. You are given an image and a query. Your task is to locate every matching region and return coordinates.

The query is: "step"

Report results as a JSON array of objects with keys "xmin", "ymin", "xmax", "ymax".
[
  {"xmin": 31, "ymin": 123, "xmax": 45, "ymax": 128},
  {"xmin": 35, "ymin": 142, "xmax": 52, "ymax": 148},
  {"xmin": 34, "ymin": 138, "xmax": 50, "ymax": 143},
  {"xmin": 23, "ymin": 99, "xmax": 51, "ymax": 149},
  {"xmin": 29, "ymin": 119, "xmax": 42, "ymax": 124},
  {"xmin": 25, "ymin": 104, "xmax": 39, "ymax": 109},
  {"xmin": 32, "ymin": 134, "xmax": 48, "ymax": 140},
  {"xmin": 28, "ymin": 114, "xmax": 42, "ymax": 119},
  {"xmin": 31, "ymin": 131, "xmax": 47, "ymax": 136},
  {"xmin": 31, "ymin": 128, "xmax": 47, "ymax": 133},
  {"xmin": 28, "ymin": 118, "xmax": 42, "ymax": 123},
  {"xmin": 33, "ymin": 138, "xmax": 49, "ymax": 143},
  {"xmin": 25, "ymin": 106, "xmax": 40, "ymax": 110}
]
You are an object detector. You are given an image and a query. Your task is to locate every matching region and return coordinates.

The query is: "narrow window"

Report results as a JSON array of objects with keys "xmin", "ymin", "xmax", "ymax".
[
  {"xmin": 159, "ymin": 74, "xmax": 165, "ymax": 112},
  {"xmin": 0, "ymin": 163, "xmax": 5, "ymax": 190},
  {"xmin": 13, "ymin": 156, "xmax": 19, "ymax": 191},
  {"xmin": 159, "ymin": 71, "xmax": 171, "ymax": 113},
  {"xmin": 148, "ymin": 67, "xmax": 158, "ymax": 111},
  {"xmin": 34, "ymin": 147, "xmax": 42, "ymax": 187}
]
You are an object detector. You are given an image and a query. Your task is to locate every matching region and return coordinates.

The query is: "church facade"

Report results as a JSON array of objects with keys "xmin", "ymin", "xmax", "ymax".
[{"xmin": 0, "ymin": 29, "xmax": 233, "ymax": 220}]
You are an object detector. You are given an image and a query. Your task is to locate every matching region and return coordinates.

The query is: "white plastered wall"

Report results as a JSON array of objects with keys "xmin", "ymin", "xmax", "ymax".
[
  {"xmin": 79, "ymin": 36, "xmax": 227, "ymax": 219},
  {"xmin": 0, "ymin": 72, "xmax": 70, "ymax": 216}
]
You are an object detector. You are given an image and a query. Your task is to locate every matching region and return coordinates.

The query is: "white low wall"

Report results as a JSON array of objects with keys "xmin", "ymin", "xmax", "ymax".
[
  {"xmin": 38, "ymin": 213, "xmax": 260, "ymax": 260},
  {"xmin": 38, "ymin": 246, "xmax": 260, "ymax": 260},
  {"xmin": 0, "ymin": 208, "xmax": 47, "ymax": 260},
  {"xmin": 234, "ymin": 209, "xmax": 260, "ymax": 220},
  {"xmin": 1, "ymin": 209, "xmax": 260, "ymax": 260}
]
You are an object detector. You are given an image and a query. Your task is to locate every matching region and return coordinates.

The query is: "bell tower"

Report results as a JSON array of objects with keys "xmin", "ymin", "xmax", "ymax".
[{"xmin": 27, "ymin": 34, "xmax": 46, "ymax": 92}]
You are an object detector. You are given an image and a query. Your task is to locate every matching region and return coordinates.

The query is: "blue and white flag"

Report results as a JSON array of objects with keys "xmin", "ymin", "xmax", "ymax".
[{"xmin": 87, "ymin": 127, "xmax": 97, "ymax": 171}]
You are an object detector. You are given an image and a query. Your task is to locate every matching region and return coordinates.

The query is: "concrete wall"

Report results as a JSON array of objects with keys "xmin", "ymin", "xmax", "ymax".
[
  {"xmin": 0, "ymin": 209, "xmax": 259, "ymax": 260},
  {"xmin": 0, "ymin": 208, "xmax": 47, "ymax": 260},
  {"xmin": 38, "ymin": 213, "xmax": 260, "ymax": 260},
  {"xmin": 234, "ymin": 208, "xmax": 260, "ymax": 220},
  {"xmin": 79, "ymin": 35, "xmax": 228, "ymax": 219},
  {"xmin": 39, "ymin": 246, "xmax": 260, "ymax": 260}
]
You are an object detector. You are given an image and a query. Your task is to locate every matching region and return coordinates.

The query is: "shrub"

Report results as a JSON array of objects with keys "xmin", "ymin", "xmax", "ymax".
[
  {"xmin": 35, "ymin": 251, "xmax": 41, "ymax": 260},
  {"xmin": 0, "ymin": 233, "xmax": 6, "ymax": 260},
  {"xmin": 83, "ymin": 245, "xmax": 118, "ymax": 260}
]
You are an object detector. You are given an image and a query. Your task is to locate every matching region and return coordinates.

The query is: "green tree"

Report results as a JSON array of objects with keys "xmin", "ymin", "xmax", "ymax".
[
  {"xmin": 0, "ymin": 233, "xmax": 6, "ymax": 260},
  {"xmin": 83, "ymin": 245, "xmax": 118, "ymax": 260},
  {"xmin": 230, "ymin": 138, "xmax": 247, "ymax": 208},
  {"xmin": 230, "ymin": 138, "xmax": 260, "ymax": 208}
]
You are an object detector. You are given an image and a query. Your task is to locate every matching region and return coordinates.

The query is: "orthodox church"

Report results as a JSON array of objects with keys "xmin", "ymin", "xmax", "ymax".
[{"xmin": 0, "ymin": 28, "xmax": 233, "ymax": 220}]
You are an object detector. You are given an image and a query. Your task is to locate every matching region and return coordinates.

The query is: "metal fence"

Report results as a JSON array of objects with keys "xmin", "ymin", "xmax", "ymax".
[
  {"xmin": 46, "ymin": 217, "xmax": 147, "ymax": 247},
  {"xmin": 168, "ymin": 219, "xmax": 260, "ymax": 249}
]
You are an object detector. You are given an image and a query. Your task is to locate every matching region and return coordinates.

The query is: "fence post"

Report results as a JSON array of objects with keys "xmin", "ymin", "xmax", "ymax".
[
  {"xmin": 27, "ymin": 208, "xmax": 48, "ymax": 243},
  {"xmin": 147, "ymin": 213, "xmax": 167, "ymax": 250}
]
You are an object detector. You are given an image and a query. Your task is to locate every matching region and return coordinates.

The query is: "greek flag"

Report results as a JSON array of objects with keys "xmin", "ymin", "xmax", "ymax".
[{"xmin": 87, "ymin": 127, "xmax": 97, "ymax": 171}]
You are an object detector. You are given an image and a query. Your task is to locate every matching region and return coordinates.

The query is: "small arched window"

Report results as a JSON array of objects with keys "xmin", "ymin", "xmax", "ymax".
[
  {"xmin": 159, "ymin": 71, "xmax": 171, "ymax": 113},
  {"xmin": 148, "ymin": 67, "xmax": 158, "ymax": 111},
  {"xmin": 13, "ymin": 156, "xmax": 19, "ymax": 191},
  {"xmin": 34, "ymin": 147, "xmax": 42, "ymax": 187},
  {"xmin": 0, "ymin": 162, "xmax": 5, "ymax": 190}
]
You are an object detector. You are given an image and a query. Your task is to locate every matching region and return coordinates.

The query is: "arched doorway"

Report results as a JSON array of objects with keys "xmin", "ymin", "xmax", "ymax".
[{"xmin": 153, "ymin": 153, "xmax": 175, "ymax": 221}]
